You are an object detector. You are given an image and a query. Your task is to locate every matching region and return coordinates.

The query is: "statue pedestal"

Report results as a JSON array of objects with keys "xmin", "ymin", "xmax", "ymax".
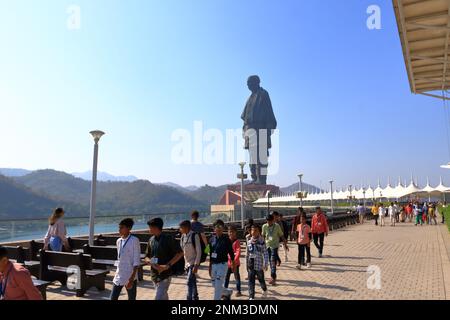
[
  {"xmin": 212, "ymin": 183, "xmax": 281, "ymax": 222},
  {"xmin": 225, "ymin": 183, "xmax": 280, "ymax": 201}
]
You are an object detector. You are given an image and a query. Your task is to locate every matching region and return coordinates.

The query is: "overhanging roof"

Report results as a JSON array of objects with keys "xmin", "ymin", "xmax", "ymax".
[{"xmin": 393, "ymin": 0, "xmax": 450, "ymax": 100}]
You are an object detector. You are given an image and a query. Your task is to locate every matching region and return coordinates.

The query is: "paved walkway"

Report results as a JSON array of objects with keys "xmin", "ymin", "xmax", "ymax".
[{"xmin": 46, "ymin": 220, "xmax": 450, "ymax": 300}]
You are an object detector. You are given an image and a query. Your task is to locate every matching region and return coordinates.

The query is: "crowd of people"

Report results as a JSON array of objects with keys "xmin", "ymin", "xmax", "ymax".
[
  {"xmin": 1, "ymin": 200, "xmax": 447, "ymax": 301},
  {"xmin": 369, "ymin": 201, "xmax": 445, "ymax": 227},
  {"xmin": 0, "ymin": 207, "xmax": 331, "ymax": 301},
  {"xmin": 141, "ymin": 207, "xmax": 329, "ymax": 301}
]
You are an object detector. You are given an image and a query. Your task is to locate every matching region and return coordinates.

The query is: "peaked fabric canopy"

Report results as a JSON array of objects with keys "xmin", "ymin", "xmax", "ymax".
[
  {"xmin": 393, "ymin": 0, "xmax": 450, "ymax": 100},
  {"xmin": 253, "ymin": 178, "xmax": 450, "ymax": 205}
]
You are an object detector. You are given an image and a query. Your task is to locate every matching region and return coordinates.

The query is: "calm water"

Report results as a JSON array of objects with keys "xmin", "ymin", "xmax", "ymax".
[{"xmin": 0, "ymin": 213, "xmax": 216, "ymax": 243}]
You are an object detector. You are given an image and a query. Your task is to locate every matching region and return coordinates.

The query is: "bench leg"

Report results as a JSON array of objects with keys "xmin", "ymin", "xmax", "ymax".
[
  {"xmin": 138, "ymin": 266, "xmax": 144, "ymax": 281},
  {"xmin": 76, "ymin": 288, "xmax": 87, "ymax": 297},
  {"xmin": 39, "ymin": 287, "xmax": 47, "ymax": 300},
  {"xmin": 90, "ymin": 275, "xmax": 106, "ymax": 292}
]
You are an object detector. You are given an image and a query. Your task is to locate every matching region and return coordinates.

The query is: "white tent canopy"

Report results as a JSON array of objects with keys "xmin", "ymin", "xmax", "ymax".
[{"xmin": 253, "ymin": 177, "xmax": 450, "ymax": 205}]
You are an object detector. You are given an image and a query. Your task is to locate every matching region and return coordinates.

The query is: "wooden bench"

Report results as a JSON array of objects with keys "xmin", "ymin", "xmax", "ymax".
[
  {"xmin": 68, "ymin": 237, "xmax": 91, "ymax": 250},
  {"xmin": 97, "ymin": 233, "xmax": 156, "ymax": 246},
  {"xmin": 27, "ymin": 240, "xmax": 44, "ymax": 261},
  {"xmin": 95, "ymin": 234, "xmax": 149, "ymax": 256},
  {"xmin": 82, "ymin": 244, "xmax": 145, "ymax": 281},
  {"xmin": 5, "ymin": 245, "xmax": 26, "ymax": 263},
  {"xmin": 130, "ymin": 233, "xmax": 152, "ymax": 243},
  {"xmin": 95, "ymin": 235, "xmax": 118, "ymax": 246},
  {"xmin": 33, "ymin": 279, "xmax": 51, "ymax": 300},
  {"xmin": 39, "ymin": 250, "xmax": 109, "ymax": 297},
  {"xmin": 139, "ymin": 242, "xmax": 150, "ymax": 255},
  {"xmin": 5, "ymin": 245, "xmax": 41, "ymax": 279}
]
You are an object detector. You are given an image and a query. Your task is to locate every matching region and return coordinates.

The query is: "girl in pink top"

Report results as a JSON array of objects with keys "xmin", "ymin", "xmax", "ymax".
[
  {"xmin": 44, "ymin": 208, "xmax": 70, "ymax": 252},
  {"xmin": 224, "ymin": 226, "xmax": 242, "ymax": 296},
  {"xmin": 296, "ymin": 213, "xmax": 312, "ymax": 270}
]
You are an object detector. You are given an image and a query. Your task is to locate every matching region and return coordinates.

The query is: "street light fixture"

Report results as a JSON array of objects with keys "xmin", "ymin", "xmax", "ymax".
[
  {"xmin": 348, "ymin": 184, "xmax": 353, "ymax": 206},
  {"xmin": 88, "ymin": 130, "xmax": 105, "ymax": 246},
  {"xmin": 267, "ymin": 190, "xmax": 271, "ymax": 216},
  {"xmin": 440, "ymin": 162, "xmax": 450, "ymax": 169},
  {"xmin": 297, "ymin": 173, "xmax": 304, "ymax": 208},
  {"xmin": 237, "ymin": 162, "xmax": 247, "ymax": 229},
  {"xmin": 329, "ymin": 180, "xmax": 334, "ymax": 215}
]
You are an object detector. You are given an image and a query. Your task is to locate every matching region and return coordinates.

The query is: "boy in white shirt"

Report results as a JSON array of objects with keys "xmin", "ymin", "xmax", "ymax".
[{"xmin": 110, "ymin": 218, "xmax": 141, "ymax": 300}]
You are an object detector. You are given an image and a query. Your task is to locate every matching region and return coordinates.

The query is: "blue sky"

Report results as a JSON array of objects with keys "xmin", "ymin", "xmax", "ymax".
[{"xmin": 0, "ymin": 0, "xmax": 449, "ymax": 189}]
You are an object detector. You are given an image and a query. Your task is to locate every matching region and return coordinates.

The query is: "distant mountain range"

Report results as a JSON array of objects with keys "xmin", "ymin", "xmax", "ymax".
[
  {"xmin": 71, "ymin": 171, "xmax": 139, "ymax": 182},
  {"xmin": 0, "ymin": 168, "xmax": 320, "ymax": 219},
  {"xmin": 0, "ymin": 168, "xmax": 32, "ymax": 177},
  {"xmin": 0, "ymin": 169, "xmax": 230, "ymax": 218},
  {"xmin": 8, "ymin": 170, "xmax": 205, "ymax": 218},
  {"xmin": 280, "ymin": 182, "xmax": 322, "ymax": 194},
  {"xmin": 158, "ymin": 182, "xmax": 199, "ymax": 192},
  {"xmin": 0, "ymin": 174, "xmax": 84, "ymax": 219}
]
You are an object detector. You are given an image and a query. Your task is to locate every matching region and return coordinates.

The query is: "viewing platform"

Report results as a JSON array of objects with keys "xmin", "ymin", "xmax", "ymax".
[{"xmin": 39, "ymin": 218, "xmax": 450, "ymax": 300}]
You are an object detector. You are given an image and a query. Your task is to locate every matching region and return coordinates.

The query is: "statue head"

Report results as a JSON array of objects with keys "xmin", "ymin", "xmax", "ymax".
[{"xmin": 247, "ymin": 75, "xmax": 261, "ymax": 93}]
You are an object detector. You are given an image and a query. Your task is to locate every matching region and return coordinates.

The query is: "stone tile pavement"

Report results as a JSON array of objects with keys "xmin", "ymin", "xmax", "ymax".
[{"xmin": 46, "ymin": 220, "xmax": 450, "ymax": 300}]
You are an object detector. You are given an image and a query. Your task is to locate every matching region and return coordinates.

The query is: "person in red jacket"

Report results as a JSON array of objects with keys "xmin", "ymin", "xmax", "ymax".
[
  {"xmin": 311, "ymin": 207, "xmax": 329, "ymax": 258},
  {"xmin": 0, "ymin": 246, "xmax": 43, "ymax": 300},
  {"xmin": 224, "ymin": 225, "xmax": 242, "ymax": 297}
]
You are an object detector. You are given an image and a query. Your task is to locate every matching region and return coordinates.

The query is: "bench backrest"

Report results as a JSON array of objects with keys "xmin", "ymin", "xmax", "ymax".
[
  {"xmin": 28, "ymin": 240, "xmax": 44, "ymax": 261},
  {"xmin": 131, "ymin": 233, "xmax": 152, "ymax": 243},
  {"xmin": 83, "ymin": 245, "xmax": 117, "ymax": 260},
  {"xmin": 68, "ymin": 238, "xmax": 90, "ymax": 250},
  {"xmin": 140, "ymin": 242, "xmax": 147, "ymax": 254},
  {"xmin": 5, "ymin": 246, "xmax": 26, "ymax": 263},
  {"xmin": 96, "ymin": 235, "xmax": 118, "ymax": 246},
  {"xmin": 40, "ymin": 250, "xmax": 93, "ymax": 270}
]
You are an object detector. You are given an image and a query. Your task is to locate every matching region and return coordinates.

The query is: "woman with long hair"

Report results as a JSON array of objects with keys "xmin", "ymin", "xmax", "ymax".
[{"xmin": 43, "ymin": 208, "xmax": 70, "ymax": 252}]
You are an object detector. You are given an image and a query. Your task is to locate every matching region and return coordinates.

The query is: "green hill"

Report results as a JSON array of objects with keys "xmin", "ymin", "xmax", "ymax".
[
  {"xmin": 188, "ymin": 184, "xmax": 228, "ymax": 205},
  {"xmin": 13, "ymin": 169, "xmax": 207, "ymax": 216},
  {"xmin": 0, "ymin": 174, "xmax": 60, "ymax": 218},
  {"xmin": 15, "ymin": 170, "xmax": 90, "ymax": 204}
]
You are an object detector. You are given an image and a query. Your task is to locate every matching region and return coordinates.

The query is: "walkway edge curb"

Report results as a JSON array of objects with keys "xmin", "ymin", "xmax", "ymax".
[{"xmin": 437, "ymin": 224, "xmax": 450, "ymax": 300}]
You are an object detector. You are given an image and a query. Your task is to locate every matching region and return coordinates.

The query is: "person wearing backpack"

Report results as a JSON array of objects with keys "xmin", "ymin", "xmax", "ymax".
[
  {"xmin": 144, "ymin": 218, "xmax": 184, "ymax": 300},
  {"xmin": 179, "ymin": 220, "xmax": 202, "ymax": 300},
  {"xmin": 191, "ymin": 210, "xmax": 208, "ymax": 247}
]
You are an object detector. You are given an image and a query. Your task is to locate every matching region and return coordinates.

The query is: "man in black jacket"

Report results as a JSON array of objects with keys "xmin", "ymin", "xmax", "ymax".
[
  {"xmin": 209, "ymin": 220, "xmax": 235, "ymax": 300},
  {"xmin": 144, "ymin": 218, "xmax": 183, "ymax": 300}
]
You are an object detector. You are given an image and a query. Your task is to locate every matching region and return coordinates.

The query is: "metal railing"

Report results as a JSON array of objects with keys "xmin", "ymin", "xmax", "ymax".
[
  {"xmin": 0, "ymin": 209, "xmax": 362, "ymax": 245},
  {"xmin": 0, "ymin": 211, "xmax": 211, "ymax": 244}
]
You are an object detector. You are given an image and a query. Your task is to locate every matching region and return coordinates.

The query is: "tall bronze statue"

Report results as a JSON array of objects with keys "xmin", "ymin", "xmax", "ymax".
[{"xmin": 241, "ymin": 75, "xmax": 277, "ymax": 185}]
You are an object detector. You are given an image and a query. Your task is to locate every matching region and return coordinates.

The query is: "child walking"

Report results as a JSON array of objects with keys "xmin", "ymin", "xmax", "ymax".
[
  {"xmin": 296, "ymin": 213, "xmax": 312, "ymax": 270},
  {"xmin": 246, "ymin": 225, "xmax": 268, "ymax": 300},
  {"xmin": 224, "ymin": 225, "xmax": 242, "ymax": 297}
]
